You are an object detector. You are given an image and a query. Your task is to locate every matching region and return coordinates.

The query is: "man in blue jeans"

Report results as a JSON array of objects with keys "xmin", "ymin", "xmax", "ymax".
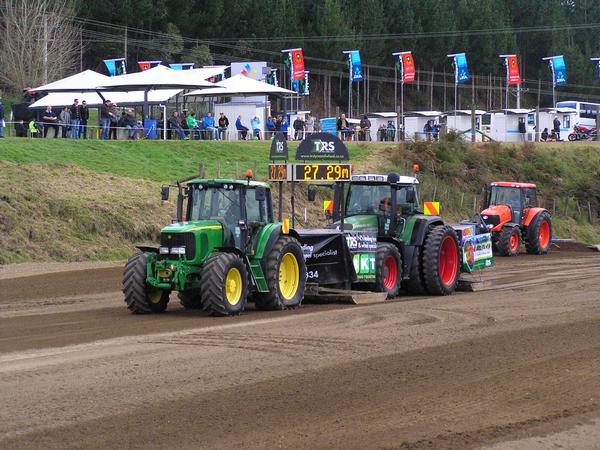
[
  {"xmin": 100, "ymin": 100, "xmax": 112, "ymax": 139},
  {"xmin": 69, "ymin": 99, "xmax": 81, "ymax": 138},
  {"xmin": 203, "ymin": 112, "xmax": 218, "ymax": 140}
]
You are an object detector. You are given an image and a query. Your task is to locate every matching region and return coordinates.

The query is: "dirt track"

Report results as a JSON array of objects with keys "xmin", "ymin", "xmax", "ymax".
[{"xmin": 0, "ymin": 246, "xmax": 599, "ymax": 449}]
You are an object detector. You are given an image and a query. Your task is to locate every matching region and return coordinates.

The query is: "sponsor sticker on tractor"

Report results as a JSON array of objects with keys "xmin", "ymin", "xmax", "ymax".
[{"xmin": 345, "ymin": 232, "xmax": 377, "ymax": 281}]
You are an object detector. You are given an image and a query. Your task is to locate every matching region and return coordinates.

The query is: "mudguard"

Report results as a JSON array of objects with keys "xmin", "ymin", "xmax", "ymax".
[
  {"xmin": 409, "ymin": 216, "xmax": 445, "ymax": 246},
  {"xmin": 522, "ymin": 207, "xmax": 548, "ymax": 227}
]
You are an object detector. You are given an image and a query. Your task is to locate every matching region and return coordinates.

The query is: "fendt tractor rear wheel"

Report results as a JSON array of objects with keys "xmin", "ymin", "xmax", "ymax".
[
  {"xmin": 525, "ymin": 211, "xmax": 552, "ymax": 255},
  {"xmin": 422, "ymin": 225, "xmax": 460, "ymax": 296},
  {"xmin": 375, "ymin": 243, "xmax": 402, "ymax": 298},
  {"xmin": 123, "ymin": 253, "xmax": 170, "ymax": 314},
  {"xmin": 178, "ymin": 289, "xmax": 203, "ymax": 309},
  {"xmin": 255, "ymin": 236, "xmax": 306, "ymax": 310},
  {"xmin": 200, "ymin": 253, "xmax": 248, "ymax": 316},
  {"xmin": 498, "ymin": 226, "xmax": 520, "ymax": 256},
  {"xmin": 403, "ymin": 248, "xmax": 427, "ymax": 295}
]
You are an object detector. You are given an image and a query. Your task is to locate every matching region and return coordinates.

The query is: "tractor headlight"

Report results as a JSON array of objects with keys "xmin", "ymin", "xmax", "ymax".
[
  {"xmin": 170, "ymin": 247, "xmax": 186, "ymax": 255},
  {"xmin": 159, "ymin": 247, "xmax": 170, "ymax": 255}
]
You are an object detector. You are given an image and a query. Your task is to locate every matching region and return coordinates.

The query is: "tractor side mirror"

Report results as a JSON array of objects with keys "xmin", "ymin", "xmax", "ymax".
[
  {"xmin": 161, "ymin": 185, "xmax": 170, "ymax": 201},
  {"xmin": 406, "ymin": 189, "xmax": 416, "ymax": 203},
  {"xmin": 307, "ymin": 186, "xmax": 317, "ymax": 202},
  {"xmin": 255, "ymin": 186, "xmax": 266, "ymax": 202}
]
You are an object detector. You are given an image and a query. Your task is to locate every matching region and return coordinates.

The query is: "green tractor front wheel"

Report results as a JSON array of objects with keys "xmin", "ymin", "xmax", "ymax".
[
  {"xmin": 123, "ymin": 253, "xmax": 170, "ymax": 314},
  {"xmin": 200, "ymin": 253, "xmax": 248, "ymax": 316}
]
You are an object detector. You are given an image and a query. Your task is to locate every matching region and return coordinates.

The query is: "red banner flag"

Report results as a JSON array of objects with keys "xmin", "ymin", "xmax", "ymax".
[
  {"xmin": 507, "ymin": 55, "xmax": 520, "ymax": 85},
  {"xmin": 402, "ymin": 52, "xmax": 415, "ymax": 83},
  {"xmin": 292, "ymin": 49, "xmax": 305, "ymax": 80},
  {"xmin": 138, "ymin": 62, "xmax": 151, "ymax": 72}
]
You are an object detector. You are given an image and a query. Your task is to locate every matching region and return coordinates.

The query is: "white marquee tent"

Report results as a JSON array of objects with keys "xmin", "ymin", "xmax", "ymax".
[
  {"xmin": 96, "ymin": 64, "xmax": 217, "ymax": 91},
  {"xmin": 31, "ymin": 70, "xmax": 110, "ymax": 93},
  {"xmin": 185, "ymin": 74, "xmax": 296, "ymax": 97},
  {"xmin": 28, "ymin": 89, "xmax": 182, "ymax": 109}
]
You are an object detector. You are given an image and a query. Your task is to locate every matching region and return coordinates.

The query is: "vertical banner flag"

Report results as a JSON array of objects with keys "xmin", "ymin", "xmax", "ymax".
[
  {"xmin": 506, "ymin": 55, "xmax": 521, "ymax": 85},
  {"xmin": 348, "ymin": 51, "xmax": 364, "ymax": 82},
  {"xmin": 399, "ymin": 52, "xmax": 416, "ymax": 83},
  {"xmin": 549, "ymin": 56, "xmax": 567, "ymax": 86},
  {"xmin": 103, "ymin": 58, "xmax": 127, "ymax": 76},
  {"xmin": 291, "ymin": 71, "xmax": 310, "ymax": 96},
  {"xmin": 291, "ymin": 49, "xmax": 305, "ymax": 80},
  {"xmin": 452, "ymin": 53, "xmax": 470, "ymax": 84},
  {"xmin": 597, "ymin": 60, "xmax": 600, "ymax": 80},
  {"xmin": 138, "ymin": 60, "xmax": 161, "ymax": 71},
  {"xmin": 169, "ymin": 63, "xmax": 195, "ymax": 70}
]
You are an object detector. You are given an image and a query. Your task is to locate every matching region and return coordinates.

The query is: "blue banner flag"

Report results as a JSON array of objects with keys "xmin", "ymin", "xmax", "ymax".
[
  {"xmin": 169, "ymin": 63, "xmax": 194, "ymax": 70},
  {"xmin": 551, "ymin": 56, "xmax": 567, "ymax": 86},
  {"xmin": 349, "ymin": 51, "xmax": 363, "ymax": 82},
  {"xmin": 454, "ymin": 53, "xmax": 470, "ymax": 84},
  {"xmin": 103, "ymin": 58, "xmax": 126, "ymax": 76},
  {"xmin": 597, "ymin": 61, "xmax": 600, "ymax": 80}
]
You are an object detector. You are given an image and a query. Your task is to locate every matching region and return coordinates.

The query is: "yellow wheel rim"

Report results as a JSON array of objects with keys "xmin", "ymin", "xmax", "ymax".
[
  {"xmin": 278, "ymin": 253, "xmax": 299, "ymax": 300},
  {"xmin": 148, "ymin": 290, "xmax": 163, "ymax": 304},
  {"xmin": 225, "ymin": 267, "xmax": 242, "ymax": 305}
]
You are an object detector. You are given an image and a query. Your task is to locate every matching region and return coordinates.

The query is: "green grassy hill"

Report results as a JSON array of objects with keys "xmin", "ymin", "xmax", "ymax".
[{"xmin": 0, "ymin": 137, "xmax": 598, "ymax": 264}]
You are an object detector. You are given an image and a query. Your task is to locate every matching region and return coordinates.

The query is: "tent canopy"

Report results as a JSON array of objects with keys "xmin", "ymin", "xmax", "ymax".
[
  {"xmin": 185, "ymin": 74, "xmax": 296, "ymax": 97},
  {"xmin": 96, "ymin": 65, "xmax": 216, "ymax": 91},
  {"xmin": 29, "ymin": 89, "xmax": 182, "ymax": 109},
  {"xmin": 32, "ymin": 70, "xmax": 111, "ymax": 93}
]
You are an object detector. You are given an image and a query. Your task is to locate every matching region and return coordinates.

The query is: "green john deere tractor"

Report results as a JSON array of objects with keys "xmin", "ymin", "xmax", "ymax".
[
  {"xmin": 325, "ymin": 172, "xmax": 463, "ymax": 298},
  {"xmin": 123, "ymin": 173, "xmax": 306, "ymax": 316}
]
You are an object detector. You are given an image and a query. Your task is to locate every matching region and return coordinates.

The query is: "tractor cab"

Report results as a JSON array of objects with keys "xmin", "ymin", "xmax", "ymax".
[
  {"xmin": 481, "ymin": 182, "xmax": 538, "ymax": 230},
  {"xmin": 332, "ymin": 173, "xmax": 419, "ymax": 234}
]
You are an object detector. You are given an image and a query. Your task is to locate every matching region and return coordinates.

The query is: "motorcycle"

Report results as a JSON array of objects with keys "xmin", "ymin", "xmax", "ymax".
[{"xmin": 568, "ymin": 124, "xmax": 597, "ymax": 141}]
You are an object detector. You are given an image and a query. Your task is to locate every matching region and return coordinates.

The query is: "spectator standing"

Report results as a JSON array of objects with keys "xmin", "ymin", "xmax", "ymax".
[
  {"xmin": 203, "ymin": 112, "xmax": 218, "ymax": 140},
  {"xmin": 553, "ymin": 116, "xmax": 561, "ymax": 141},
  {"xmin": 29, "ymin": 119, "xmax": 41, "ymax": 138},
  {"xmin": 387, "ymin": 120, "xmax": 396, "ymax": 141},
  {"xmin": 378, "ymin": 123, "xmax": 387, "ymax": 141},
  {"xmin": 59, "ymin": 106, "xmax": 71, "ymax": 138},
  {"xmin": 42, "ymin": 106, "xmax": 60, "ymax": 138},
  {"xmin": 217, "ymin": 112, "xmax": 229, "ymax": 140},
  {"xmin": 250, "ymin": 116, "xmax": 261, "ymax": 140},
  {"xmin": 109, "ymin": 103, "xmax": 119, "ymax": 140},
  {"xmin": 359, "ymin": 115, "xmax": 371, "ymax": 141},
  {"xmin": 293, "ymin": 116, "xmax": 304, "ymax": 140},
  {"xmin": 305, "ymin": 113, "xmax": 315, "ymax": 136},
  {"xmin": 265, "ymin": 115, "xmax": 275, "ymax": 139},
  {"xmin": 336, "ymin": 113, "xmax": 351, "ymax": 141},
  {"xmin": 279, "ymin": 115, "xmax": 289, "ymax": 140},
  {"xmin": 235, "ymin": 115, "xmax": 249, "ymax": 140},
  {"xmin": 79, "ymin": 100, "xmax": 89, "ymax": 139},
  {"xmin": 0, "ymin": 94, "xmax": 4, "ymax": 138},
  {"xmin": 123, "ymin": 109, "xmax": 137, "ymax": 139},
  {"xmin": 169, "ymin": 111, "xmax": 187, "ymax": 140},
  {"xmin": 69, "ymin": 99, "xmax": 81, "ymax": 138},
  {"xmin": 100, "ymin": 100, "xmax": 112, "ymax": 139}
]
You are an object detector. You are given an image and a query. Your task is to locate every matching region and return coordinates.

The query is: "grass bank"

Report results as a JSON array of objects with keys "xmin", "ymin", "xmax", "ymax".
[{"xmin": 0, "ymin": 137, "xmax": 598, "ymax": 263}]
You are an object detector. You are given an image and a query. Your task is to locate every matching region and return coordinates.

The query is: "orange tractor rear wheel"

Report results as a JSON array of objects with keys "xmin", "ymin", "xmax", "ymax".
[{"xmin": 525, "ymin": 211, "xmax": 552, "ymax": 254}]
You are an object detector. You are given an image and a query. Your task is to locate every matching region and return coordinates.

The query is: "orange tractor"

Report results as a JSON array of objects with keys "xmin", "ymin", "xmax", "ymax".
[{"xmin": 480, "ymin": 182, "xmax": 552, "ymax": 256}]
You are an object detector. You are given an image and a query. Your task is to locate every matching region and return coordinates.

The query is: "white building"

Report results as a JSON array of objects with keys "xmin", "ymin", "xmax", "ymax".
[
  {"xmin": 403, "ymin": 111, "xmax": 443, "ymax": 141},
  {"xmin": 367, "ymin": 112, "xmax": 398, "ymax": 141},
  {"xmin": 536, "ymin": 107, "xmax": 577, "ymax": 140},
  {"xmin": 483, "ymin": 109, "xmax": 535, "ymax": 142},
  {"xmin": 443, "ymin": 110, "xmax": 487, "ymax": 142}
]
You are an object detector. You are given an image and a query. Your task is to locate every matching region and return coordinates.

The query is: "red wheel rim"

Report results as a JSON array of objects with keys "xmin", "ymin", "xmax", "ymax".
[
  {"xmin": 538, "ymin": 220, "xmax": 550, "ymax": 249},
  {"xmin": 439, "ymin": 236, "xmax": 458, "ymax": 287},
  {"xmin": 509, "ymin": 232, "xmax": 519, "ymax": 253},
  {"xmin": 383, "ymin": 255, "xmax": 398, "ymax": 291}
]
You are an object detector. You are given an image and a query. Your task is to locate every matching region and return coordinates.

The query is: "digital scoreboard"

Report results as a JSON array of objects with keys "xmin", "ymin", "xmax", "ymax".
[{"xmin": 268, "ymin": 164, "xmax": 352, "ymax": 182}]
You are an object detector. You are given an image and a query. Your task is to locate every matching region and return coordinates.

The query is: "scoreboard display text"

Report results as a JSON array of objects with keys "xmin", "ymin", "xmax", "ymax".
[{"xmin": 268, "ymin": 163, "xmax": 352, "ymax": 182}]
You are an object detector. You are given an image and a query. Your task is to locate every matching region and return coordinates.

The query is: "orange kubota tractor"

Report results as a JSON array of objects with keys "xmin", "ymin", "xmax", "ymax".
[{"xmin": 480, "ymin": 182, "xmax": 552, "ymax": 256}]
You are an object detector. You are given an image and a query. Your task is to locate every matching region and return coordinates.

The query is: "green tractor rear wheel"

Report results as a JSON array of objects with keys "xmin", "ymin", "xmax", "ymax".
[
  {"xmin": 422, "ymin": 225, "xmax": 460, "ymax": 296},
  {"xmin": 123, "ymin": 253, "xmax": 170, "ymax": 314},
  {"xmin": 255, "ymin": 236, "xmax": 306, "ymax": 310},
  {"xmin": 200, "ymin": 253, "xmax": 248, "ymax": 316}
]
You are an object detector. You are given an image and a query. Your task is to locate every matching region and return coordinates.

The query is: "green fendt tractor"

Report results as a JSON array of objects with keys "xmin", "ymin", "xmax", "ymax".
[
  {"xmin": 324, "ymin": 172, "xmax": 471, "ymax": 298},
  {"xmin": 123, "ymin": 172, "xmax": 306, "ymax": 316}
]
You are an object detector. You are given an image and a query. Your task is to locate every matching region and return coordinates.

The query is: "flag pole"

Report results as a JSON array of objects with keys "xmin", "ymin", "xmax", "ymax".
[{"xmin": 343, "ymin": 51, "xmax": 355, "ymax": 118}]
